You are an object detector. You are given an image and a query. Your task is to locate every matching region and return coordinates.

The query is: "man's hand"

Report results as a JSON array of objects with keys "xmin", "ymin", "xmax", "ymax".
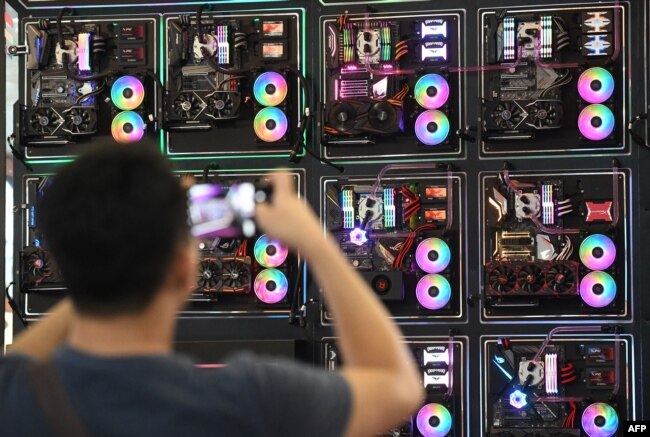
[{"xmin": 255, "ymin": 172, "xmax": 322, "ymax": 254}]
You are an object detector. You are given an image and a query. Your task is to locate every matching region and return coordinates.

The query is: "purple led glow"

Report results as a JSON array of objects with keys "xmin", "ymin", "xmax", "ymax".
[
  {"xmin": 578, "ymin": 104, "xmax": 615, "ymax": 141},
  {"xmin": 349, "ymin": 228, "xmax": 368, "ymax": 246},
  {"xmin": 415, "ymin": 274, "xmax": 451, "ymax": 310},
  {"xmin": 580, "ymin": 271, "xmax": 617, "ymax": 308},
  {"xmin": 415, "ymin": 238, "xmax": 451, "ymax": 273},
  {"xmin": 414, "ymin": 74, "xmax": 450, "ymax": 109},
  {"xmin": 415, "ymin": 403, "xmax": 452, "ymax": 437},
  {"xmin": 579, "ymin": 234, "xmax": 616, "ymax": 270},
  {"xmin": 253, "ymin": 269, "xmax": 288, "ymax": 304},
  {"xmin": 578, "ymin": 67, "xmax": 614, "ymax": 104},
  {"xmin": 581, "ymin": 403, "xmax": 618, "ymax": 437}
]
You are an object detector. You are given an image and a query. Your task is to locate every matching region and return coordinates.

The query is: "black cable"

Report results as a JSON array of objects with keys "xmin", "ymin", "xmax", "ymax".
[
  {"xmin": 628, "ymin": 113, "xmax": 648, "ymax": 149},
  {"xmin": 202, "ymin": 162, "xmax": 219, "ymax": 183},
  {"xmin": 196, "ymin": 4, "xmax": 210, "ymax": 44},
  {"xmin": 7, "ymin": 135, "xmax": 33, "ymax": 172},
  {"xmin": 57, "ymin": 7, "xmax": 74, "ymax": 49},
  {"xmin": 5, "ymin": 282, "xmax": 28, "ymax": 328},
  {"xmin": 289, "ymin": 260, "xmax": 304, "ymax": 326},
  {"xmin": 75, "ymin": 81, "xmax": 105, "ymax": 105}
]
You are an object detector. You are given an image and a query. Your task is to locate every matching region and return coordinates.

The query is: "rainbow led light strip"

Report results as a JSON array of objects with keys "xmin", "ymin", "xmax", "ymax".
[
  {"xmin": 416, "ymin": 403, "xmax": 452, "ymax": 437},
  {"xmin": 111, "ymin": 76, "xmax": 145, "ymax": 111},
  {"xmin": 253, "ymin": 72, "xmax": 288, "ymax": 106},
  {"xmin": 111, "ymin": 111, "xmax": 145, "ymax": 144},
  {"xmin": 580, "ymin": 271, "xmax": 617, "ymax": 308},
  {"xmin": 578, "ymin": 104, "xmax": 615, "ymax": 141},
  {"xmin": 416, "ymin": 274, "xmax": 451, "ymax": 310},
  {"xmin": 581, "ymin": 403, "xmax": 618, "ymax": 437},
  {"xmin": 415, "ymin": 110, "xmax": 450, "ymax": 146},
  {"xmin": 254, "ymin": 234, "xmax": 288, "ymax": 268},
  {"xmin": 414, "ymin": 74, "xmax": 449, "ymax": 109},
  {"xmin": 254, "ymin": 268, "xmax": 288, "ymax": 304},
  {"xmin": 580, "ymin": 234, "xmax": 616, "ymax": 270},
  {"xmin": 415, "ymin": 238, "xmax": 451, "ymax": 273},
  {"xmin": 578, "ymin": 67, "xmax": 614, "ymax": 104},
  {"xmin": 254, "ymin": 107, "xmax": 288, "ymax": 142}
]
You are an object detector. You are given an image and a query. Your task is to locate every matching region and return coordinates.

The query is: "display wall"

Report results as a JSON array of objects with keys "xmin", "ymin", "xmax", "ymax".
[{"xmin": 3, "ymin": 0, "xmax": 649, "ymax": 434}]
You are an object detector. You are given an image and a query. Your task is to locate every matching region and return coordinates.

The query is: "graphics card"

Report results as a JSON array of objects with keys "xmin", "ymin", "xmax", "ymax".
[
  {"xmin": 480, "ymin": 168, "xmax": 630, "ymax": 321},
  {"xmin": 320, "ymin": 11, "xmax": 465, "ymax": 160},
  {"xmin": 479, "ymin": 4, "xmax": 627, "ymax": 155},
  {"xmin": 482, "ymin": 332, "xmax": 635, "ymax": 436},
  {"xmin": 321, "ymin": 168, "xmax": 465, "ymax": 323}
]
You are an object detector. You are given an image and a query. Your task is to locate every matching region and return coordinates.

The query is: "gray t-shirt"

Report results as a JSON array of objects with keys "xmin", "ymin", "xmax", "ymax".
[{"xmin": 0, "ymin": 345, "xmax": 351, "ymax": 436}]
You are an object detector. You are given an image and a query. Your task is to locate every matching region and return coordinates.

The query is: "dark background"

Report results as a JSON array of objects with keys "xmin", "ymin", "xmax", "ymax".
[{"xmin": 2, "ymin": 0, "xmax": 648, "ymax": 431}]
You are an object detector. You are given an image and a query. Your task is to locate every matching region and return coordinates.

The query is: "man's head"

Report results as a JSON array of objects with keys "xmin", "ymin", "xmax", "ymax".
[{"xmin": 40, "ymin": 142, "xmax": 195, "ymax": 317}]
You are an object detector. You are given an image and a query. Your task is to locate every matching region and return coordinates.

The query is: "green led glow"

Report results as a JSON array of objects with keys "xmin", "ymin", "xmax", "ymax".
[
  {"xmin": 159, "ymin": 18, "xmax": 165, "ymax": 155},
  {"xmin": 26, "ymin": 159, "xmax": 74, "ymax": 165}
]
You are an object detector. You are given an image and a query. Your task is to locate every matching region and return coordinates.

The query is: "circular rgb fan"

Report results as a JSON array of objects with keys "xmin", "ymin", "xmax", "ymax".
[
  {"xmin": 253, "ymin": 72, "xmax": 288, "ymax": 106},
  {"xmin": 111, "ymin": 111, "xmax": 145, "ymax": 144},
  {"xmin": 414, "ymin": 74, "xmax": 450, "ymax": 109},
  {"xmin": 578, "ymin": 67, "xmax": 614, "ymax": 104},
  {"xmin": 254, "ymin": 235, "xmax": 289, "ymax": 268},
  {"xmin": 254, "ymin": 268, "xmax": 288, "ymax": 304},
  {"xmin": 416, "ymin": 403, "xmax": 452, "ymax": 437},
  {"xmin": 111, "ymin": 76, "xmax": 145, "ymax": 110},
  {"xmin": 581, "ymin": 403, "xmax": 618, "ymax": 437},
  {"xmin": 254, "ymin": 107, "xmax": 288, "ymax": 142},
  {"xmin": 416, "ymin": 274, "xmax": 451, "ymax": 310},
  {"xmin": 415, "ymin": 238, "xmax": 451, "ymax": 273},
  {"xmin": 579, "ymin": 234, "xmax": 616, "ymax": 270},
  {"xmin": 580, "ymin": 271, "xmax": 617, "ymax": 308},
  {"xmin": 578, "ymin": 104, "xmax": 614, "ymax": 141},
  {"xmin": 415, "ymin": 110, "xmax": 450, "ymax": 146}
]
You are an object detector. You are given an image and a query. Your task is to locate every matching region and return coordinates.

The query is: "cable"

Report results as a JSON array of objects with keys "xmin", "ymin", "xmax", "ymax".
[
  {"xmin": 5, "ymin": 282, "xmax": 28, "ymax": 328},
  {"xmin": 196, "ymin": 4, "xmax": 210, "ymax": 44},
  {"xmin": 217, "ymin": 75, "xmax": 246, "ymax": 90},
  {"xmin": 57, "ymin": 7, "xmax": 74, "ymax": 49},
  {"xmin": 628, "ymin": 113, "xmax": 648, "ymax": 148},
  {"xmin": 7, "ymin": 135, "xmax": 33, "ymax": 172},
  {"xmin": 202, "ymin": 47, "xmax": 248, "ymax": 74},
  {"xmin": 75, "ymin": 81, "xmax": 105, "ymax": 105}
]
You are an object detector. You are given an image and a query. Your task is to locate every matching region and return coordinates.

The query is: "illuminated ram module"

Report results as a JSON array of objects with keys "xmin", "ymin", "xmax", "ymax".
[
  {"xmin": 420, "ymin": 19, "xmax": 447, "ymax": 39},
  {"xmin": 216, "ymin": 25, "xmax": 230, "ymax": 65},
  {"xmin": 341, "ymin": 189, "xmax": 355, "ymax": 229},
  {"xmin": 540, "ymin": 16, "xmax": 553, "ymax": 59},
  {"xmin": 541, "ymin": 184, "xmax": 554, "ymax": 225},
  {"xmin": 502, "ymin": 17, "xmax": 516, "ymax": 61},
  {"xmin": 583, "ymin": 34, "xmax": 612, "ymax": 57},
  {"xmin": 383, "ymin": 188, "xmax": 395, "ymax": 228}
]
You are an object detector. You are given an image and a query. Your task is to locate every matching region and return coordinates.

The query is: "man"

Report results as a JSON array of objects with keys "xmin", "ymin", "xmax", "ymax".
[{"xmin": 0, "ymin": 144, "xmax": 423, "ymax": 436}]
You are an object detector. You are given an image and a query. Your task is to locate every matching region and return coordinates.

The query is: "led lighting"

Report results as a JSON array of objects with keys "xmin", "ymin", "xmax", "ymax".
[
  {"xmin": 415, "ymin": 274, "xmax": 451, "ymax": 310},
  {"xmin": 111, "ymin": 76, "xmax": 145, "ymax": 110},
  {"xmin": 415, "ymin": 110, "xmax": 450, "ymax": 146},
  {"xmin": 578, "ymin": 67, "xmax": 614, "ymax": 103},
  {"xmin": 582, "ymin": 403, "xmax": 618, "ymax": 437},
  {"xmin": 253, "ymin": 72, "xmax": 288, "ymax": 106},
  {"xmin": 111, "ymin": 111, "xmax": 145, "ymax": 144},
  {"xmin": 415, "ymin": 238, "xmax": 451, "ymax": 273},
  {"xmin": 254, "ymin": 234, "xmax": 288, "ymax": 268},
  {"xmin": 253, "ymin": 107, "xmax": 288, "ymax": 142},
  {"xmin": 509, "ymin": 389, "xmax": 527, "ymax": 409},
  {"xmin": 416, "ymin": 403, "xmax": 452, "ymax": 437},
  {"xmin": 349, "ymin": 228, "xmax": 367, "ymax": 246},
  {"xmin": 579, "ymin": 234, "xmax": 616, "ymax": 270},
  {"xmin": 580, "ymin": 271, "xmax": 617, "ymax": 308},
  {"xmin": 414, "ymin": 74, "xmax": 449, "ymax": 109},
  {"xmin": 578, "ymin": 104, "xmax": 615, "ymax": 141},
  {"xmin": 253, "ymin": 269, "xmax": 288, "ymax": 304}
]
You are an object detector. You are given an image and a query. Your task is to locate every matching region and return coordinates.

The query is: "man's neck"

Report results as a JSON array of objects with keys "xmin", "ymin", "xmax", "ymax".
[{"xmin": 67, "ymin": 299, "xmax": 176, "ymax": 357}]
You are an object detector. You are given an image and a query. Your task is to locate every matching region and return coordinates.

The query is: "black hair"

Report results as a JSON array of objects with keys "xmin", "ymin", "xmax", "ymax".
[{"xmin": 40, "ymin": 141, "xmax": 190, "ymax": 316}]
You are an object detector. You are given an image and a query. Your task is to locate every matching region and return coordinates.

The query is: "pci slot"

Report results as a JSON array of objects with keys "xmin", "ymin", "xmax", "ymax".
[{"xmin": 339, "ymin": 79, "xmax": 369, "ymax": 98}]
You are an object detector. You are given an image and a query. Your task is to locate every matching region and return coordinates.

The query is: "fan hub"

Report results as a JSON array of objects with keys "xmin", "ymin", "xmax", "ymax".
[
  {"xmin": 427, "ymin": 122, "xmax": 438, "ymax": 133},
  {"xmin": 202, "ymin": 270, "xmax": 213, "ymax": 280},
  {"xmin": 536, "ymin": 109, "xmax": 548, "ymax": 120},
  {"xmin": 214, "ymin": 99, "xmax": 226, "ymax": 110},
  {"xmin": 376, "ymin": 110, "xmax": 388, "ymax": 122},
  {"xmin": 180, "ymin": 101, "xmax": 192, "ymax": 111},
  {"xmin": 72, "ymin": 115, "xmax": 83, "ymax": 126},
  {"xmin": 500, "ymin": 110, "xmax": 512, "ymax": 120},
  {"xmin": 591, "ymin": 116, "xmax": 602, "ymax": 128},
  {"xmin": 337, "ymin": 112, "xmax": 349, "ymax": 122},
  {"xmin": 39, "ymin": 116, "xmax": 50, "ymax": 126},
  {"xmin": 555, "ymin": 273, "xmax": 566, "ymax": 284},
  {"xmin": 265, "ymin": 119, "xmax": 277, "ymax": 130},
  {"xmin": 498, "ymin": 275, "xmax": 509, "ymax": 285}
]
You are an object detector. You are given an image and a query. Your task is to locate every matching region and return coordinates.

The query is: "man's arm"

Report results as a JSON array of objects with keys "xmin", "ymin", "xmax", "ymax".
[
  {"xmin": 256, "ymin": 174, "xmax": 424, "ymax": 437},
  {"xmin": 6, "ymin": 299, "xmax": 73, "ymax": 360}
]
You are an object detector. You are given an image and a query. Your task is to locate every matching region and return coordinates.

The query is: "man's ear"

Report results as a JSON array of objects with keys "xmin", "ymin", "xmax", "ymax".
[{"xmin": 167, "ymin": 240, "xmax": 198, "ymax": 303}]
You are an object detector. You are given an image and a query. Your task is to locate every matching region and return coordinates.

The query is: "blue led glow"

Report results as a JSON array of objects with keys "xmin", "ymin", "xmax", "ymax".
[{"xmin": 509, "ymin": 390, "xmax": 527, "ymax": 409}]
